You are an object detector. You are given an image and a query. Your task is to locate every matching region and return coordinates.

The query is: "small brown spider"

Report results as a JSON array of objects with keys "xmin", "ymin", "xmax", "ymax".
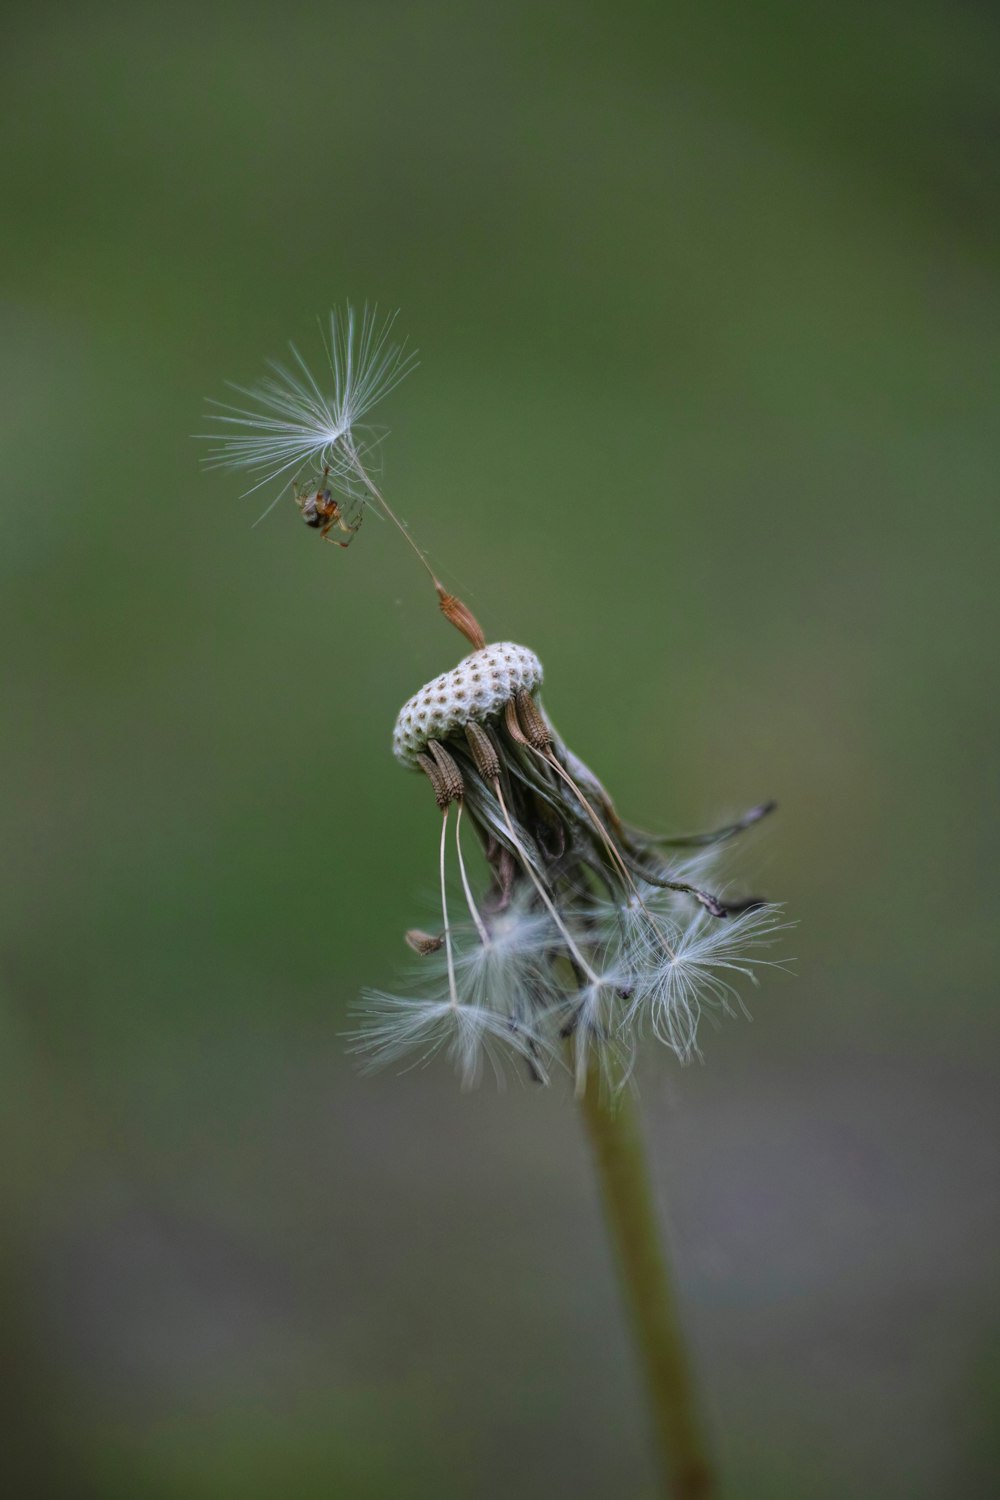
[{"xmin": 293, "ymin": 466, "xmax": 363, "ymax": 547}]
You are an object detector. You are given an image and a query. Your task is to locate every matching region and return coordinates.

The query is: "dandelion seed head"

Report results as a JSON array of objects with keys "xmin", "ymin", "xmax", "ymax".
[
  {"xmin": 360, "ymin": 640, "xmax": 786, "ymax": 1089},
  {"xmin": 393, "ymin": 643, "xmax": 543, "ymax": 766}
]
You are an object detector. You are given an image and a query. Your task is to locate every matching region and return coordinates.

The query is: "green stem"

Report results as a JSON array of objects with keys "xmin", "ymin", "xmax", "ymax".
[{"xmin": 578, "ymin": 1062, "xmax": 717, "ymax": 1500}]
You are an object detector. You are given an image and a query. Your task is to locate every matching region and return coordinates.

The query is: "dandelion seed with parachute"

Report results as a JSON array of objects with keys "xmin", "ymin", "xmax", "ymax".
[
  {"xmin": 201, "ymin": 304, "xmax": 417, "ymax": 507},
  {"xmin": 200, "ymin": 304, "xmax": 485, "ymax": 640}
]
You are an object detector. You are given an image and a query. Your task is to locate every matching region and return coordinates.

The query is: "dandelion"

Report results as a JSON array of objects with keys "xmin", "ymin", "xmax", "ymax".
[{"xmin": 202, "ymin": 311, "xmax": 789, "ymax": 1500}]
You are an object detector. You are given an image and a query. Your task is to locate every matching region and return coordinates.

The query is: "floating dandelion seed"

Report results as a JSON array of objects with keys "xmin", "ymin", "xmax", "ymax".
[
  {"xmin": 201, "ymin": 309, "xmax": 790, "ymax": 1499},
  {"xmin": 200, "ymin": 304, "xmax": 417, "ymax": 514},
  {"xmin": 201, "ymin": 305, "xmax": 482, "ymax": 645}
]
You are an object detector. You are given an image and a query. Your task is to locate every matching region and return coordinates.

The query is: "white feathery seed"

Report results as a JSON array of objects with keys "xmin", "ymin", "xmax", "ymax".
[
  {"xmin": 451, "ymin": 914, "xmax": 557, "ymax": 1079},
  {"xmin": 461, "ymin": 898, "xmax": 559, "ymax": 968},
  {"xmin": 622, "ymin": 902, "xmax": 790, "ymax": 1061},
  {"xmin": 353, "ymin": 903, "xmax": 559, "ymax": 1086},
  {"xmin": 199, "ymin": 304, "xmax": 417, "ymax": 515},
  {"xmin": 561, "ymin": 965, "xmax": 637, "ymax": 1095},
  {"xmin": 347, "ymin": 991, "xmax": 548, "ymax": 1089}
]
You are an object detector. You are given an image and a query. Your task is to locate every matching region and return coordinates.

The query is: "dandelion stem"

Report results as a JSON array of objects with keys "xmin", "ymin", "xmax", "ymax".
[{"xmin": 577, "ymin": 1058, "xmax": 716, "ymax": 1500}]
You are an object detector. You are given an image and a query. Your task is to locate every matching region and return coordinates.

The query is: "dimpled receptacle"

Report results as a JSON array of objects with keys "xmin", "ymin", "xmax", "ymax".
[{"xmin": 393, "ymin": 643, "xmax": 543, "ymax": 768}]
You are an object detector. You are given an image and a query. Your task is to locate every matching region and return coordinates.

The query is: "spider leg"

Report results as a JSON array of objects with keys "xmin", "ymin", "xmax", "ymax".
[{"xmin": 333, "ymin": 509, "xmax": 364, "ymax": 548}]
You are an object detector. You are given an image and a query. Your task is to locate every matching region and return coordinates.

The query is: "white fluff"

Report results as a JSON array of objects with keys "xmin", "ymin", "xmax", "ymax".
[
  {"xmin": 622, "ymin": 903, "xmax": 790, "ymax": 1062},
  {"xmin": 352, "ymin": 902, "xmax": 558, "ymax": 1086},
  {"xmin": 200, "ymin": 304, "xmax": 416, "ymax": 513},
  {"xmin": 560, "ymin": 969, "xmax": 637, "ymax": 1095},
  {"xmin": 347, "ymin": 991, "xmax": 548, "ymax": 1088}
]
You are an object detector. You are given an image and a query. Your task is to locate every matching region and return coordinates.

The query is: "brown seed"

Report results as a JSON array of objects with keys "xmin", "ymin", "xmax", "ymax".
[
  {"xmin": 405, "ymin": 928, "xmax": 444, "ymax": 955},
  {"xmin": 516, "ymin": 690, "xmax": 553, "ymax": 750},
  {"xmin": 416, "ymin": 751, "xmax": 454, "ymax": 809},
  {"xmin": 427, "ymin": 739, "xmax": 465, "ymax": 804},
  {"xmin": 503, "ymin": 698, "xmax": 530, "ymax": 746},
  {"xmin": 437, "ymin": 588, "xmax": 487, "ymax": 650},
  {"xmin": 465, "ymin": 720, "xmax": 501, "ymax": 781}
]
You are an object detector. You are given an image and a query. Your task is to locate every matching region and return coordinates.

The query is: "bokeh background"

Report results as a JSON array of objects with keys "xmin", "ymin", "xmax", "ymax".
[{"xmin": 2, "ymin": 2, "xmax": 998, "ymax": 1496}]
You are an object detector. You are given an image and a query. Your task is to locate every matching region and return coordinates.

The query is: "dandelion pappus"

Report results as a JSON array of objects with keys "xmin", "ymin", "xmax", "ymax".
[{"xmin": 293, "ymin": 466, "xmax": 363, "ymax": 548}]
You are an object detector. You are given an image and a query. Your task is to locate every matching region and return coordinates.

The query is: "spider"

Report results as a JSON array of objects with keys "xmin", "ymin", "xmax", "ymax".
[{"xmin": 293, "ymin": 466, "xmax": 363, "ymax": 547}]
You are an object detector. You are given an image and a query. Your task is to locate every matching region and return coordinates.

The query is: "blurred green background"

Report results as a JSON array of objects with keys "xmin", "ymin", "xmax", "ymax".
[{"xmin": 2, "ymin": 1, "xmax": 998, "ymax": 1495}]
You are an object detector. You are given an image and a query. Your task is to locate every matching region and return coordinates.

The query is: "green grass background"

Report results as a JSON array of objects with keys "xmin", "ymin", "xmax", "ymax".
[{"xmin": 2, "ymin": 2, "xmax": 998, "ymax": 1495}]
